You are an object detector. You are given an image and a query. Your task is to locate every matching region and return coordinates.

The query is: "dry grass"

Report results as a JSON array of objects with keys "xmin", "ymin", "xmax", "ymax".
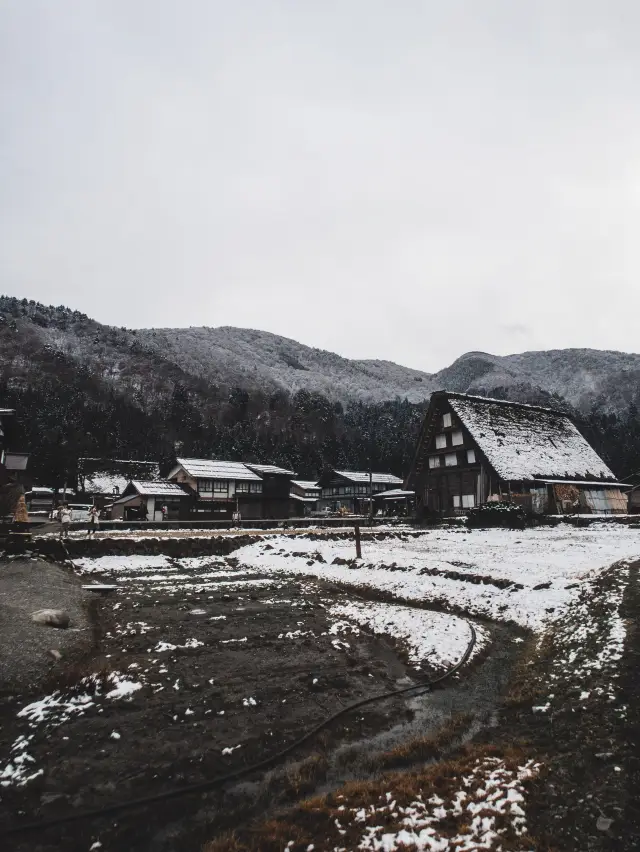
[
  {"xmin": 44, "ymin": 656, "xmax": 113, "ymax": 693},
  {"xmin": 205, "ymin": 743, "xmax": 542, "ymax": 852},
  {"xmin": 369, "ymin": 711, "xmax": 476, "ymax": 770}
]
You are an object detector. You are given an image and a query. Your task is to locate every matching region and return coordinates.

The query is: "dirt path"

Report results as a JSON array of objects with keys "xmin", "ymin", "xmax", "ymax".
[{"xmin": 0, "ymin": 558, "xmax": 92, "ymax": 697}]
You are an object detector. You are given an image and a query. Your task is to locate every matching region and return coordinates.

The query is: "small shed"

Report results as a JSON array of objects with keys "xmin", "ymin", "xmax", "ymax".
[
  {"xmin": 110, "ymin": 481, "xmax": 191, "ymax": 521},
  {"xmin": 290, "ymin": 480, "xmax": 321, "ymax": 516}
]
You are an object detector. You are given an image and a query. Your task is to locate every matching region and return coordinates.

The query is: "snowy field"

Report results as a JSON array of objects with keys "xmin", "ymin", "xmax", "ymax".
[{"xmin": 232, "ymin": 524, "xmax": 640, "ymax": 631}]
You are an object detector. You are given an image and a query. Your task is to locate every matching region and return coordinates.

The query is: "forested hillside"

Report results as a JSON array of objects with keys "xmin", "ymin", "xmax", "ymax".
[{"xmin": 1, "ymin": 295, "xmax": 639, "ymax": 488}]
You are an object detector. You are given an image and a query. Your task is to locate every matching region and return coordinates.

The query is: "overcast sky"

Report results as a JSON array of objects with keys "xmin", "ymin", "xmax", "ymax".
[{"xmin": 2, "ymin": 2, "xmax": 640, "ymax": 371}]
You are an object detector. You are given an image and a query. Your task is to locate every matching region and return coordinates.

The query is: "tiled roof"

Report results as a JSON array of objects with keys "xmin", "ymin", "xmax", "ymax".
[
  {"xmin": 131, "ymin": 481, "xmax": 188, "ymax": 497},
  {"xmin": 176, "ymin": 458, "xmax": 262, "ymax": 481},
  {"xmin": 292, "ymin": 480, "xmax": 320, "ymax": 490},
  {"xmin": 245, "ymin": 463, "xmax": 296, "ymax": 476},
  {"xmin": 333, "ymin": 470, "xmax": 403, "ymax": 485}
]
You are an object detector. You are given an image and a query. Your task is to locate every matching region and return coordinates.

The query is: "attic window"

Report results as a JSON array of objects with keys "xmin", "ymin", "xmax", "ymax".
[
  {"xmin": 435, "ymin": 434, "xmax": 447, "ymax": 450},
  {"xmin": 451, "ymin": 430, "xmax": 463, "ymax": 446},
  {"xmin": 442, "ymin": 413, "xmax": 452, "ymax": 428}
]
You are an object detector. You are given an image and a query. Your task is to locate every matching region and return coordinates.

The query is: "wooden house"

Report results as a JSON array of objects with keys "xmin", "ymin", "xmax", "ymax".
[
  {"xmin": 167, "ymin": 458, "xmax": 296, "ymax": 520},
  {"xmin": 290, "ymin": 480, "xmax": 321, "ymax": 516},
  {"xmin": 0, "ymin": 408, "xmax": 32, "ymax": 517},
  {"xmin": 110, "ymin": 481, "xmax": 191, "ymax": 521},
  {"xmin": 406, "ymin": 391, "xmax": 628, "ymax": 516},
  {"xmin": 317, "ymin": 469, "xmax": 403, "ymax": 514},
  {"xmin": 244, "ymin": 464, "xmax": 296, "ymax": 519}
]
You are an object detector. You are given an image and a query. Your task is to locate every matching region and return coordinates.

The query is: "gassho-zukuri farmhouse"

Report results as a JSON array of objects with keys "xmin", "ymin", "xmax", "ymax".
[{"xmin": 406, "ymin": 391, "xmax": 628, "ymax": 516}]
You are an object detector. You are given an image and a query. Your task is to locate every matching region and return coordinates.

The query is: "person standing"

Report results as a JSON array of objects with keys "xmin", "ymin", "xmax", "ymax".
[
  {"xmin": 87, "ymin": 505, "xmax": 100, "ymax": 537},
  {"xmin": 58, "ymin": 504, "xmax": 72, "ymax": 539},
  {"xmin": 161, "ymin": 504, "xmax": 168, "ymax": 522}
]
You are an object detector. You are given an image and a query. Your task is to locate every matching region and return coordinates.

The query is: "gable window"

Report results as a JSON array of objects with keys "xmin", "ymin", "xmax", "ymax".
[
  {"xmin": 213, "ymin": 480, "xmax": 228, "ymax": 493},
  {"xmin": 442, "ymin": 413, "xmax": 452, "ymax": 428},
  {"xmin": 467, "ymin": 449, "xmax": 476, "ymax": 464},
  {"xmin": 197, "ymin": 479, "xmax": 213, "ymax": 493},
  {"xmin": 435, "ymin": 434, "xmax": 447, "ymax": 450},
  {"xmin": 445, "ymin": 453, "xmax": 458, "ymax": 467},
  {"xmin": 451, "ymin": 430, "xmax": 463, "ymax": 446},
  {"xmin": 428, "ymin": 455, "xmax": 441, "ymax": 469}
]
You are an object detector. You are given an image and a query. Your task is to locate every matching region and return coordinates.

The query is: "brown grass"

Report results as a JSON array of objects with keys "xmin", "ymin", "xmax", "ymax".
[
  {"xmin": 205, "ymin": 743, "xmax": 542, "ymax": 852},
  {"xmin": 369, "ymin": 711, "xmax": 476, "ymax": 770},
  {"xmin": 44, "ymin": 656, "xmax": 114, "ymax": 694}
]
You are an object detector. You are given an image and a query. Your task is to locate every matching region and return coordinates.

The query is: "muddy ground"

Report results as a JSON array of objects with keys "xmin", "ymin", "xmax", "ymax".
[{"xmin": 0, "ymin": 553, "xmax": 521, "ymax": 852}]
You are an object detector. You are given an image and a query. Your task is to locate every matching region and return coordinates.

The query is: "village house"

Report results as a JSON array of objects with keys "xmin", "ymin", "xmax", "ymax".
[
  {"xmin": 77, "ymin": 458, "xmax": 161, "ymax": 507},
  {"xmin": 244, "ymin": 463, "xmax": 296, "ymax": 519},
  {"xmin": 0, "ymin": 408, "xmax": 31, "ymax": 517},
  {"xmin": 317, "ymin": 469, "xmax": 403, "ymax": 514},
  {"xmin": 166, "ymin": 458, "xmax": 296, "ymax": 520},
  {"xmin": 109, "ymin": 480, "xmax": 191, "ymax": 521},
  {"xmin": 290, "ymin": 479, "xmax": 321, "ymax": 516},
  {"xmin": 406, "ymin": 391, "xmax": 628, "ymax": 516},
  {"xmin": 25, "ymin": 486, "xmax": 56, "ymax": 515}
]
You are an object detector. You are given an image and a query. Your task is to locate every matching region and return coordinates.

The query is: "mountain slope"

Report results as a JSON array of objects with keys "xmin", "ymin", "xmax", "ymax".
[
  {"xmin": 1, "ymin": 296, "xmax": 639, "ymax": 485},
  {"xmin": 134, "ymin": 326, "xmax": 434, "ymax": 404},
  {"xmin": 2, "ymin": 296, "xmax": 640, "ymax": 412}
]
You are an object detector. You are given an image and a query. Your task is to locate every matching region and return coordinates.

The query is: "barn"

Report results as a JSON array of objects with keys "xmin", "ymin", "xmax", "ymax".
[{"xmin": 406, "ymin": 391, "xmax": 628, "ymax": 516}]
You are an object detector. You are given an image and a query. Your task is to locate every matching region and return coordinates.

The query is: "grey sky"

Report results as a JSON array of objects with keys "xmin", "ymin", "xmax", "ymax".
[{"xmin": 2, "ymin": 1, "xmax": 640, "ymax": 372}]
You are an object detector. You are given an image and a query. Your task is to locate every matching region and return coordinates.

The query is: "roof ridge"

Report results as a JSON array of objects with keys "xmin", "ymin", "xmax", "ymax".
[{"xmin": 435, "ymin": 390, "xmax": 565, "ymax": 416}]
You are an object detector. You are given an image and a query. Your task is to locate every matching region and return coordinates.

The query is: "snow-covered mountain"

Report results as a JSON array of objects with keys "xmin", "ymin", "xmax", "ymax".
[
  {"xmin": 134, "ymin": 326, "xmax": 640, "ymax": 412},
  {"xmin": 1, "ymin": 297, "xmax": 639, "ymax": 413}
]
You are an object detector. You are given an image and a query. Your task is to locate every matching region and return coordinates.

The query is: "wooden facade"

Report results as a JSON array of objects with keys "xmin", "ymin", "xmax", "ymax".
[
  {"xmin": 407, "ymin": 392, "xmax": 628, "ymax": 516},
  {"xmin": 317, "ymin": 470, "xmax": 403, "ymax": 514}
]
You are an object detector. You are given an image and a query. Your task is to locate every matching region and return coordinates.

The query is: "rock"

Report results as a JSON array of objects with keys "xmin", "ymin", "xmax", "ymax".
[
  {"xmin": 48, "ymin": 649, "xmax": 63, "ymax": 661},
  {"xmin": 596, "ymin": 816, "xmax": 613, "ymax": 832},
  {"xmin": 31, "ymin": 609, "xmax": 70, "ymax": 629}
]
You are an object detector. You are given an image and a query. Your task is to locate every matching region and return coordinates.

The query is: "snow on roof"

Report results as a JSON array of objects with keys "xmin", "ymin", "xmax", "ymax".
[
  {"xmin": 375, "ymin": 489, "xmax": 416, "ymax": 499},
  {"xmin": 27, "ymin": 487, "xmax": 55, "ymax": 494},
  {"xmin": 130, "ymin": 481, "xmax": 187, "ymax": 497},
  {"xmin": 78, "ymin": 459, "xmax": 161, "ymax": 495},
  {"xmin": 0, "ymin": 408, "xmax": 15, "ymax": 415},
  {"xmin": 83, "ymin": 473, "xmax": 130, "ymax": 495},
  {"xmin": 447, "ymin": 393, "xmax": 616, "ymax": 482},
  {"xmin": 4, "ymin": 452, "xmax": 29, "ymax": 470},
  {"xmin": 290, "ymin": 493, "xmax": 320, "ymax": 502},
  {"xmin": 334, "ymin": 470, "xmax": 404, "ymax": 485},
  {"xmin": 292, "ymin": 480, "xmax": 320, "ymax": 490},
  {"xmin": 245, "ymin": 463, "xmax": 296, "ymax": 476},
  {"xmin": 176, "ymin": 458, "xmax": 262, "ymax": 481}
]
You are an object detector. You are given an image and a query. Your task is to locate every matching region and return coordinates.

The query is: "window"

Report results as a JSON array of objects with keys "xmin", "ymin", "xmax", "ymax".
[
  {"xmin": 213, "ymin": 480, "xmax": 228, "ymax": 492},
  {"xmin": 451, "ymin": 430, "xmax": 463, "ymax": 446},
  {"xmin": 198, "ymin": 479, "xmax": 213, "ymax": 493},
  {"xmin": 443, "ymin": 413, "xmax": 452, "ymax": 428},
  {"xmin": 445, "ymin": 453, "xmax": 458, "ymax": 467},
  {"xmin": 235, "ymin": 481, "xmax": 249, "ymax": 492},
  {"xmin": 462, "ymin": 494, "xmax": 475, "ymax": 508},
  {"xmin": 435, "ymin": 434, "xmax": 447, "ymax": 450},
  {"xmin": 452, "ymin": 495, "xmax": 461, "ymax": 508},
  {"xmin": 467, "ymin": 449, "xmax": 476, "ymax": 464},
  {"xmin": 428, "ymin": 455, "xmax": 441, "ymax": 469},
  {"xmin": 249, "ymin": 482, "xmax": 262, "ymax": 493}
]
